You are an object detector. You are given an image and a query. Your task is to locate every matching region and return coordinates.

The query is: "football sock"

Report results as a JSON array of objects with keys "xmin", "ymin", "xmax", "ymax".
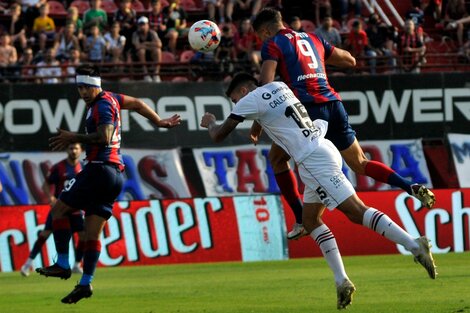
[
  {"xmin": 275, "ymin": 170, "xmax": 303, "ymax": 223},
  {"xmin": 81, "ymin": 240, "xmax": 101, "ymax": 285},
  {"xmin": 312, "ymin": 224, "xmax": 348, "ymax": 285},
  {"xmin": 365, "ymin": 161, "xmax": 413, "ymax": 194},
  {"xmin": 80, "ymin": 274, "xmax": 93, "ymax": 286},
  {"xmin": 52, "ymin": 218, "xmax": 72, "ymax": 269},
  {"xmin": 24, "ymin": 257, "xmax": 34, "ymax": 268},
  {"xmin": 75, "ymin": 240, "xmax": 85, "ymax": 263},
  {"xmin": 57, "ymin": 254, "xmax": 69, "ymax": 269},
  {"xmin": 363, "ymin": 208, "xmax": 419, "ymax": 253},
  {"xmin": 29, "ymin": 235, "xmax": 47, "ymax": 259}
]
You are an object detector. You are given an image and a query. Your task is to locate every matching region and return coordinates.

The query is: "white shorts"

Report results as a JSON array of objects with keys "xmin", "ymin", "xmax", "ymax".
[{"xmin": 298, "ymin": 139, "xmax": 355, "ymax": 210}]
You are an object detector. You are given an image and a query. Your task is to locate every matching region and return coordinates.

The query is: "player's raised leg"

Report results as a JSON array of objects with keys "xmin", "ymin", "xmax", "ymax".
[
  {"xmin": 340, "ymin": 139, "xmax": 436, "ymax": 208},
  {"xmin": 36, "ymin": 200, "xmax": 75, "ymax": 279},
  {"xmin": 338, "ymin": 195, "xmax": 437, "ymax": 279},
  {"xmin": 269, "ymin": 143, "xmax": 306, "ymax": 240}
]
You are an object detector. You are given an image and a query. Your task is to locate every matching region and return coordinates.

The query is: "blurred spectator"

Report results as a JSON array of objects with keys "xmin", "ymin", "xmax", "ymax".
[
  {"xmin": 422, "ymin": 0, "xmax": 443, "ymax": 23},
  {"xmin": 346, "ymin": 19, "xmax": 377, "ymax": 73},
  {"xmin": 32, "ymin": 3, "xmax": 56, "ymax": 52},
  {"xmin": 366, "ymin": 14, "xmax": 396, "ymax": 73},
  {"xmin": 398, "ymin": 19, "xmax": 426, "ymax": 73},
  {"xmin": 234, "ymin": 18, "xmax": 262, "ymax": 72},
  {"xmin": 289, "ymin": 16, "xmax": 304, "ymax": 32},
  {"xmin": 149, "ymin": 0, "xmax": 170, "ymax": 39},
  {"xmin": 9, "ymin": 3, "xmax": 28, "ymax": 53},
  {"xmin": 314, "ymin": 0, "xmax": 332, "ymax": 26},
  {"xmin": 336, "ymin": 0, "xmax": 361, "ymax": 31},
  {"xmin": 0, "ymin": 34, "xmax": 18, "ymax": 82},
  {"xmin": 315, "ymin": 15, "xmax": 342, "ymax": 47},
  {"xmin": 64, "ymin": 48, "xmax": 82, "ymax": 83},
  {"xmin": 17, "ymin": 47, "xmax": 36, "ymax": 80},
  {"xmin": 214, "ymin": 25, "xmax": 237, "ymax": 74},
  {"xmin": 54, "ymin": 23, "xmax": 80, "ymax": 62},
  {"xmin": 131, "ymin": 16, "xmax": 162, "ymax": 82},
  {"xmin": 231, "ymin": 0, "xmax": 262, "ymax": 21},
  {"xmin": 113, "ymin": 0, "xmax": 136, "ymax": 58},
  {"xmin": 406, "ymin": 0, "xmax": 425, "ymax": 29},
  {"xmin": 66, "ymin": 6, "xmax": 84, "ymax": 41},
  {"xmin": 345, "ymin": 19, "xmax": 367, "ymax": 57},
  {"xmin": 162, "ymin": 0, "xmax": 189, "ymax": 55},
  {"xmin": 444, "ymin": 0, "xmax": 468, "ymax": 46},
  {"xmin": 20, "ymin": 0, "xmax": 47, "ymax": 30},
  {"xmin": 104, "ymin": 21, "xmax": 126, "ymax": 62},
  {"xmin": 35, "ymin": 48, "xmax": 62, "ymax": 83},
  {"xmin": 204, "ymin": 0, "xmax": 226, "ymax": 23},
  {"xmin": 83, "ymin": 0, "xmax": 108, "ymax": 34},
  {"xmin": 85, "ymin": 25, "xmax": 107, "ymax": 63}
]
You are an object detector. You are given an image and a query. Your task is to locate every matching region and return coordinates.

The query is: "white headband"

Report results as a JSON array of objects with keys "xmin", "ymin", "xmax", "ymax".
[{"xmin": 76, "ymin": 75, "xmax": 101, "ymax": 87}]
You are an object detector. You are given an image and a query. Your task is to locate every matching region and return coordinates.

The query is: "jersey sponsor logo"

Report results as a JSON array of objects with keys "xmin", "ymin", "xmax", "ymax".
[
  {"xmin": 262, "ymin": 92, "xmax": 271, "ymax": 100},
  {"xmin": 297, "ymin": 73, "xmax": 327, "ymax": 81}
]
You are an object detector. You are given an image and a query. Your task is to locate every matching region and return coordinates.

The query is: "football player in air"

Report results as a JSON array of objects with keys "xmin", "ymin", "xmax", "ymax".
[
  {"xmin": 36, "ymin": 64, "xmax": 181, "ymax": 304},
  {"xmin": 251, "ymin": 8, "xmax": 435, "ymax": 240},
  {"xmin": 201, "ymin": 72, "xmax": 437, "ymax": 310}
]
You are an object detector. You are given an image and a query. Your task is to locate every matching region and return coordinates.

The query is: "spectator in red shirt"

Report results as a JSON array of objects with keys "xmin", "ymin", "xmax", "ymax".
[
  {"xmin": 346, "ymin": 19, "xmax": 367, "ymax": 57},
  {"xmin": 235, "ymin": 18, "xmax": 262, "ymax": 72}
]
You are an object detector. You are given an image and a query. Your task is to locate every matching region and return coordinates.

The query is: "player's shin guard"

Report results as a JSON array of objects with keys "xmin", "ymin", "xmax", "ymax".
[
  {"xmin": 75, "ymin": 240, "xmax": 85, "ymax": 263},
  {"xmin": 29, "ymin": 235, "xmax": 47, "ymax": 259},
  {"xmin": 52, "ymin": 218, "xmax": 72, "ymax": 269},
  {"xmin": 364, "ymin": 161, "xmax": 413, "ymax": 194},
  {"xmin": 80, "ymin": 240, "xmax": 101, "ymax": 285},
  {"xmin": 362, "ymin": 208, "xmax": 418, "ymax": 252},
  {"xmin": 311, "ymin": 224, "xmax": 349, "ymax": 285},
  {"xmin": 275, "ymin": 170, "xmax": 303, "ymax": 223}
]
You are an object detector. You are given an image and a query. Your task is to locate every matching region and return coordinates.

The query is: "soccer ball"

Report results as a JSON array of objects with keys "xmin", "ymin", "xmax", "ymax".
[{"xmin": 188, "ymin": 20, "xmax": 221, "ymax": 52}]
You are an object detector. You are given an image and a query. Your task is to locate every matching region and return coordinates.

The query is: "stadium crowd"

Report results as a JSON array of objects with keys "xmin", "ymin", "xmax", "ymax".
[{"xmin": 0, "ymin": 0, "xmax": 469, "ymax": 82}]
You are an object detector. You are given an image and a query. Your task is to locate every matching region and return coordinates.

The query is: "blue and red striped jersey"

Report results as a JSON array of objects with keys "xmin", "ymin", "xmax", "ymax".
[
  {"xmin": 85, "ymin": 91, "xmax": 124, "ymax": 166},
  {"xmin": 261, "ymin": 28, "xmax": 341, "ymax": 104},
  {"xmin": 47, "ymin": 159, "xmax": 82, "ymax": 197}
]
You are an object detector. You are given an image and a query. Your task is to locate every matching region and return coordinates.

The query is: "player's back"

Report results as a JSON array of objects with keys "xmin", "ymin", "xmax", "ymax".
[
  {"xmin": 242, "ymin": 81, "xmax": 327, "ymax": 163},
  {"xmin": 261, "ymin": 28, "xmax": 340, "ymax": 104}
]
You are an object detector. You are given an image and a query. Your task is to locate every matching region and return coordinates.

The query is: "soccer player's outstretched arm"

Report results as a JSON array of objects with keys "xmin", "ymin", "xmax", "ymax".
[
  {"xmin": 200, "ymin": 112, "xmax": 240, "ymax": 143},
  {"xmin": 326, "ymin": 47, "xmax": 356, "ymax": 68},
  {"xmin": 121, "ymin": 95, "xmax": 181, "ymax": 128}
]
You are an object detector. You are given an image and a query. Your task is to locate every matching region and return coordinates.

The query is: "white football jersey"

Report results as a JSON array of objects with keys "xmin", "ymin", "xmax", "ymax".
[{"xmin": 231, "ymin": 81, "xmax": 328, "ymax": 163}]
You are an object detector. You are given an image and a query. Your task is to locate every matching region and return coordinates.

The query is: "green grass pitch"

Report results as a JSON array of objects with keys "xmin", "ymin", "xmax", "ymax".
[{"xmin": 0, "ymin": 253, "xmax": 468, "ymax": 313}]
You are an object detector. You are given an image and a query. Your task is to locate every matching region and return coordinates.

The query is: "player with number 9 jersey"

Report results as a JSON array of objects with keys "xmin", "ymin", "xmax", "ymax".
[{"xmin": 261, "ymin": 28, "xmax": 341, "ymax": 104}]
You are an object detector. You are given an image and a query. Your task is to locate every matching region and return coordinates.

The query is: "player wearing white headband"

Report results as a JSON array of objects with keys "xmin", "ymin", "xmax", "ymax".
[{"xmin": 36, "ymin": 64, "xmax": 182, "ymax": 304}]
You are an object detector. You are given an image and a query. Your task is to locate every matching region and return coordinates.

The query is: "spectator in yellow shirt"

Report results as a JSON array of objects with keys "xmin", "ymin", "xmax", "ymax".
[{"xmin": 32, "ymin": 3, "xmax": 56, "ymax": 52}]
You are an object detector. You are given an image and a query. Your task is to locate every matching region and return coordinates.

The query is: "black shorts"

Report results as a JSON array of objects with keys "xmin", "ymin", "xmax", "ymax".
[
  {"xmin": 44, "ymin": 211, "xmax": 84, "ymax": 232},
  {"xmin": 59, "ymin": 163, "xmax": 124, "ymax": 220},
  {"xmin": 305, "ymin": 100, "xmax": 356, "ymax": 151}
]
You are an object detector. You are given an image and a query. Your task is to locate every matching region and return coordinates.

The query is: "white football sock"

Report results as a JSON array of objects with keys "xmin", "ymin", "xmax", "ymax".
[
  {"xmin": 311, "ymin": 224, "xmax": 348, "ymax": 285},
  {"xmin": 363, "ymin": 208, "xmax": 419, "ymax": 253}
]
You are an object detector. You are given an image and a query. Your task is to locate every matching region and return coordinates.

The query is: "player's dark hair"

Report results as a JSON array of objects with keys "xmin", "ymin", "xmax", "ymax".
[
  {"xmin": 75, "ymin": 63, "xmax": 101, "ymax": 77},
  {"xmin": 252, "ymin": 8, "xmax": 282, "ymax": 32},
  {"xmin": 225, "ymin": 73, "xmax": 258, "ymax": 97}
]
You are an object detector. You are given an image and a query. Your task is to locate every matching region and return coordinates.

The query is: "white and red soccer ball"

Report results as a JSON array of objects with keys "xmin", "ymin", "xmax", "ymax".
[{"xmin": 188, "ymin": 20, "xmax": 221, "ymax": 52}]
